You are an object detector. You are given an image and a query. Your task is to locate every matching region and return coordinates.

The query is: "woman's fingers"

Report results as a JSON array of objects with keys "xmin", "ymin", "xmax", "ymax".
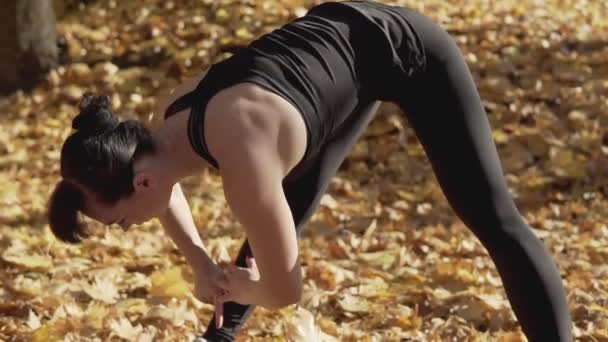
[
  {"xmin": 246, "ymin": 257, "xmax": 260, "ymax": 279},
  {"xmin": 246, "ymin": 256, "xmax": 255, "ymax": 268},
  {"xmin": 215, "ymin": 297, "xmax": 224, "ymax": 329}
]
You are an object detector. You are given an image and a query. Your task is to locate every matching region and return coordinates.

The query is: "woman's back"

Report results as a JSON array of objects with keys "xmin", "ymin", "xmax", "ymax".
[{"xmin": 156, "ymin": 1, "xmax": 425, "ymax": 179}]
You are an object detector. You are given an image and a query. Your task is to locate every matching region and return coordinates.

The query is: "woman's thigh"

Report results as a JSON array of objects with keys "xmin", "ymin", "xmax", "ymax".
[{"xmin": 387, "ymin": 10, "xmax": 521, "ymax": 239}]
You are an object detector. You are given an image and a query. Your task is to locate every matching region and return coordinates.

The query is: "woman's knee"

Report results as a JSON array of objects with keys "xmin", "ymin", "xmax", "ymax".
[{"xmin": 456, "ymin": 199, "xmax": 531, "ymax": 244}]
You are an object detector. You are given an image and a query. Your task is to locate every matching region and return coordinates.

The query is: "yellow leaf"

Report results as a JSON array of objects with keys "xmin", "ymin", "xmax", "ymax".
[
  {"xmin": 589, "ymin": 303, "xmax": 608, "ymax": 314},
  {"xmin": 115, "ymin": 298, "xmax": 149, "ymax": 316},
  {"xmin": 235, "ymin": 27, "xmax": 253, "ymax": 39},
  {"xmin": 337, "ymin": 294, "xmax": 369, "ymax": 313},
  {"xmin": 358, "ymin": 277, "xmax": 389, "ymax": 298},
  {"xmin": 550, "ymin": 147, "xmax": 586, "ymax": 178},
  {"xmin": 358, "ymin": 249, "xmax": 398, "ymax": 270},
  {"xmin": 493, "ymin": 129, "xmax": 508, "ymax": 144},
  {"xmin": 284, "ymin": 306, "xmax": 338, "ymax": 342},
  {"xmin": 82, "ymin": 274, "xmax": 119, "ymax": 304},
  {"xmin": 2, "ymin": 252, "xmax": 52, "ymax": 271},
  {"xmin": 9, "ymin": 274, "xmax": 43, "ymax": 296},
  {"xmin": 388, "ymin": 304, "xmax": 421, "ymax": 329},
  {"xmin": 84, "ymin": 302, "xmax": 109, "ymax": 330},
  {"xmin": 26, "ymin": 309, "xmax": 41, "ymax": 330},
  {"xmin": 215, "ymin": 8, "xmax": 230, "ymax": 22},
  {"xmin": 31, "ymin": 324, "xmax": 55, "ymax": 342},
  {"xmin": 31, "ymin": 323, "xmax": 65, "ymax": 342},
  {"xmin": 149, "ymin": 266, "xmax": 191, "ymax": 298},
  {"xmin": 496, "ymin": 331, "xmax": 527, "ymax": 342},
  {"xmin": 109, "ymin": 317, "xmax": 143, "ymax": 340},
  {"xmin": 145, "ymin": 300, "xmax": 198, "ymax": 326}
]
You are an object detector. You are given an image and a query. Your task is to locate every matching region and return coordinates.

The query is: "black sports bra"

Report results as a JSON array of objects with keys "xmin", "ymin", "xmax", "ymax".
[{"xmin": 164, "ymin": 72, "xmax": 220, "ymax": 169}]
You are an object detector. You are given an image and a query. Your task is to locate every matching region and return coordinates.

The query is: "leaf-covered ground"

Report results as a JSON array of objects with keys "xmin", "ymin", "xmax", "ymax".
[{"xmin": 1, "ymin": 0, "xmax": 607, "ymax": 341}]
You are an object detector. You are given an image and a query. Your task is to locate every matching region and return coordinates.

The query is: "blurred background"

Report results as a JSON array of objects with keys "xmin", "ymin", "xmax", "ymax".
[{"xmin": 0, "ymin": 0, "xmax": 606, "ymax": 341}]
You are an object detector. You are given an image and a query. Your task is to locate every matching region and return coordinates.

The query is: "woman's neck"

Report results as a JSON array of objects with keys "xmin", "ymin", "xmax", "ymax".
[{"xmin": 147, "ymin": 111, "xmax": 210, "ymax": 182}]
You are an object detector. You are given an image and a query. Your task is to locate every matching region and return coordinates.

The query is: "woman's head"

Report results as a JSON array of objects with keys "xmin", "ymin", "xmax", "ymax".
[{"xmin": 48, "ymin": 93, "xmax": 160, "ymax": 243}]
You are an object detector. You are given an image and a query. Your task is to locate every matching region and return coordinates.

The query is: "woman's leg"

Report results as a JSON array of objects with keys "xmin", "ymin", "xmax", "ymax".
[
  {"xmin": 201, "ymin": 100, "xmax": 381, "ymax": 341},
  {"xmin": 387, "ymin": 10, "xmax": 573, "ymax": 342}
]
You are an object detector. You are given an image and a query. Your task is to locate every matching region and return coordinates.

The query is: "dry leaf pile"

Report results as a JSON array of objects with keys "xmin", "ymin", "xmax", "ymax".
[{"xmin": 0, "ymin": 0, "xmax": 607, "ymax": 341}]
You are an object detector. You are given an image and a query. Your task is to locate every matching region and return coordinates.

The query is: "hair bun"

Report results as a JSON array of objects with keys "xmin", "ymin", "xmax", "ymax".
[{"xmin": 72, "ymin": 92, "xmax": 119, "ymax": 136}]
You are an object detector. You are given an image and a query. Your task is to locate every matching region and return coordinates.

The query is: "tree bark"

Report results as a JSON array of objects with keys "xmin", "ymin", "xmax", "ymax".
[{"xmin": 0, "ymin": 0, "xmax": 58, "ymax": 93}]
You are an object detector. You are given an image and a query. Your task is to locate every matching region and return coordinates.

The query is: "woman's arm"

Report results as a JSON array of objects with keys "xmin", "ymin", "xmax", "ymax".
[
  {"xmin": 218, "ymin": 147, "xmax": 302, "ymax": 309},
  {"xmin": 156, "ymin": 183, "xmax": 215, "ymax": 272},
  {"xmin": 157, "ymin": 183, "xmax": 230, "ymax": 332},
  {"xmin": 205, "ymin": 102, "xmax": 303, "ymax": 308}
]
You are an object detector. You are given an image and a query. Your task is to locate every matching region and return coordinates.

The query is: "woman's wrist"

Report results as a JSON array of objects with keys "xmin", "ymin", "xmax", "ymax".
[
  {"xmin": 180, "ymin": 242, "xmax": 214, "ymax": 274},
  {"xmin": 196, "ymin": 251, "xmax": 216, "ymax": 274}
]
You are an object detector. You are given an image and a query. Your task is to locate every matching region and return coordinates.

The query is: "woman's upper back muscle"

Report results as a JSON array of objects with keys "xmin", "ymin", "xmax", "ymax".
[{"xmin": 204, "ymin": 82, "xmax": 308, "ymax": 179}]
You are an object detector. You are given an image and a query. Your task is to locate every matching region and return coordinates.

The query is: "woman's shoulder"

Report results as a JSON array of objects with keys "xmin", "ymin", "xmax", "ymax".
[{"xmin": 146, "ymin": 70, "xmax": 210, "ymax": 131}]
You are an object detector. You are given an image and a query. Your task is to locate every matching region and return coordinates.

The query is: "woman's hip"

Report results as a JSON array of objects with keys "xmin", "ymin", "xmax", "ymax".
[{"xmin": 308, "ymin": 1, "xmax": 467, "ymax": 102}]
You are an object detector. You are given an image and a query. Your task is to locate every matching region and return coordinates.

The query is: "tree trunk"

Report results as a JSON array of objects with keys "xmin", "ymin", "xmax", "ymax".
[{"xmin": 0, "ymin": 0, "xmax": 58, "ymax": 93}]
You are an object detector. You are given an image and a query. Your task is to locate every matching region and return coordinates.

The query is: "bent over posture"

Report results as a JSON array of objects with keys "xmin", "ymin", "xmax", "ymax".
[{"xmin": 48, "ymin": 1, "xmax": 573, "ymax": 341}]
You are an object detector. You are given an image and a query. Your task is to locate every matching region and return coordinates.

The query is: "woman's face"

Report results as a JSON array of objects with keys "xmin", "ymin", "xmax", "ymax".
[{"xmin": 81, "ymin": 173, "xmax": 173, "ymax": 230}]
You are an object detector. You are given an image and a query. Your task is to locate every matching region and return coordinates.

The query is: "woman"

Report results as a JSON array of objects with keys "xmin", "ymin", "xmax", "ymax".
[{"xmin": 48, "ymin": 1, "xmax": 573, "ymax": 341}]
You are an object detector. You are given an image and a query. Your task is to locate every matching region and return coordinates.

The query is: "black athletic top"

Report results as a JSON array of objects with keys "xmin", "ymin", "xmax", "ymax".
[{"xmin": 164, "ymin": 1, "xmax": 424, "ymax": 179}]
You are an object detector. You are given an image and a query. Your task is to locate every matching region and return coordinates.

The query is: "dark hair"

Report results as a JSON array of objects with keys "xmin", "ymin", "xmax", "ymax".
[{"xmin": 48, "ymin": 93, "xmax": 156, "ymax": 243}]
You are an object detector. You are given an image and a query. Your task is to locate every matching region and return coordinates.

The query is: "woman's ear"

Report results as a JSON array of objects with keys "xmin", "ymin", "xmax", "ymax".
[{"xmin": 133, "ymin": 172, "xmax": 157, "ymax": 192}]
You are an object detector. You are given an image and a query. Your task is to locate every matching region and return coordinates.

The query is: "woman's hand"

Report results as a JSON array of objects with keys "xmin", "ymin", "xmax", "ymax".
[
  {"xmin": 193, "ymin": 260, "xmax": 229, "ymax": 329},
  {"xmin": 216, "ymin": 256, "xmax": 261, "ymax": 305}
]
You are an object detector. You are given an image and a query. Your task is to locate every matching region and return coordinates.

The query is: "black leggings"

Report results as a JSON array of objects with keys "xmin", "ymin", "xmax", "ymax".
[{"xmin": 202, "ymin": 7, "xmax": 573, "ymax": 342}]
